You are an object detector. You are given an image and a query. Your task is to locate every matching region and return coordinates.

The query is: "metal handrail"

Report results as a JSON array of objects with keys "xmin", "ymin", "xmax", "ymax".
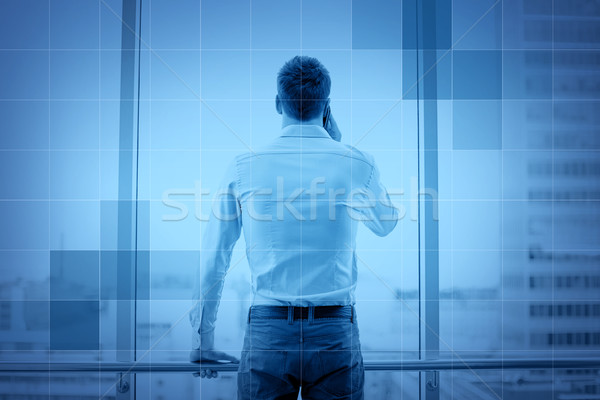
[{"xmin": 2, "ymin": 358, "xmax": 599, "ymax": 373}]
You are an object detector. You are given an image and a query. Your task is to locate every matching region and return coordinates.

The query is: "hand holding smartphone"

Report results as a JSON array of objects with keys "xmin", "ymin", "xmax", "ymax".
[
  {"xmin": 323, "ymin": 105, "xmax": 341, "ymax": 142},
  {"xmin": 323, "ymin": 104, "xmax": 331, "ymax": 128}
]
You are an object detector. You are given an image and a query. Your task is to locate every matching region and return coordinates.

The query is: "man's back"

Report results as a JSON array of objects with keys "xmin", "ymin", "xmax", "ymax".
[{"xmin": 234, "ymin": 124, "xmax": 397, "ymax": 306}]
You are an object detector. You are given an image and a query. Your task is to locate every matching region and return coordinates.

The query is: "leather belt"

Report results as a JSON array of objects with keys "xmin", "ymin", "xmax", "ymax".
[{"xmin": 248, "ymin": 305, "xmax": 354, "ymax": 322}]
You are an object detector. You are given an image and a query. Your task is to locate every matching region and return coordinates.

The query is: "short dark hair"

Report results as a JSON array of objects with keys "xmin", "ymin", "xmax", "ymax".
[{"xmin": 277, "ymin": 56, "xmax": 331, "ymax": 121}]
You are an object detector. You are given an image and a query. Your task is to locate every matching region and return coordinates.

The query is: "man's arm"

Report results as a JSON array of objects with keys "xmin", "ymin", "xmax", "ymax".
[
  {"xmin": 355, "ymin": 153, "xmax": 398, "ymax": 236},
  {"xmin": 190, "ymin": 158, "xmax": 242, "ymax": 360}
]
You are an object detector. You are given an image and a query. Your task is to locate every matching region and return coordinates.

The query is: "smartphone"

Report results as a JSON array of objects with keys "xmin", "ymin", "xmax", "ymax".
[{"xmin": 323, "ymin": 105, "xmax": 331, "ymax": 128}]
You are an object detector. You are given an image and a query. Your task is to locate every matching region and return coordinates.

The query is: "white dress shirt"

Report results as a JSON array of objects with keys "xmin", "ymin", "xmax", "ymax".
[{"xmin": 190, "ymin": 124, "xmax": 398, "ymax": 350}]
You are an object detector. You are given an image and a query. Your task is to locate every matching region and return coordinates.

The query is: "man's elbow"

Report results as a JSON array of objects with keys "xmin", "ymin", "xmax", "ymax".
[
  {"xmin": 371, "ymin": 215, "xmax": 399, "ymax": 237},
  {"xmin": 379, "ymin": 218, "xmax": 399, "ymax": 237}
]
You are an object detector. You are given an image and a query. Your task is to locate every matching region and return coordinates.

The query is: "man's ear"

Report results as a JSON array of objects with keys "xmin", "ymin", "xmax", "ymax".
[{"xmin": 275, "ymin": 94, "xmax": 282, "ymax": 115}]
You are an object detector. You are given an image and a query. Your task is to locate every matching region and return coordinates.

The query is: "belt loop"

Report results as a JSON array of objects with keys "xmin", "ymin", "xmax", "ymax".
[
  {"xmin": 287, "ymin": 305, "xmax": 294, "ymax": 325},
  {"xmin": 247, "ymin": 306, "xmax": 251, "ymax": 324},
  {"xmin": 351, "ymin": 305, "xmax": 354, "ymax": 324},
  {"xmin": 308, "ymin": 306, "xmax": 315, "ymax": 325}
]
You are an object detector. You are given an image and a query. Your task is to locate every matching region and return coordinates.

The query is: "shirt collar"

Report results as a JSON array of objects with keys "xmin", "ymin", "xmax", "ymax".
[{"xmin": 280, "ymin": 124, "xmax": 331, "ymax": 139}]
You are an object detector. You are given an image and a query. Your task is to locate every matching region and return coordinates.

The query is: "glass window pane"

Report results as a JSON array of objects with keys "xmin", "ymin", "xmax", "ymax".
[
  {"xmin": 440, "ymin": 0, "xmax": 600, "ymax": 375},
  {"xmin": 137, "ymin": 0, "xmax": 420, "ymax": 391},
  {"xmin": 0, "ymin": 0, "xmax": 123, "ymax": 367}
]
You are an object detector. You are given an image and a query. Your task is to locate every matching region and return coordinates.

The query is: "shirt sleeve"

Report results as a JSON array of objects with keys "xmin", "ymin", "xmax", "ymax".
[
  {"xmin": 190, "ymin": 158, "xmax": 242, "ymax": 350},
  {"xmin": 355, "ymin": 153, "xmax": 399, "ymax": 237}
]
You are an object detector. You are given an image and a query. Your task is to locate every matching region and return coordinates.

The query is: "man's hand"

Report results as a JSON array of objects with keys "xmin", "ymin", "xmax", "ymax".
[
  {"xmin": 189, "ymin": 349, "xmax": 239, "ymax": 379},
  {"xmin": 324, "ymin": 111, "xmax": 342, "ymax": 142}
]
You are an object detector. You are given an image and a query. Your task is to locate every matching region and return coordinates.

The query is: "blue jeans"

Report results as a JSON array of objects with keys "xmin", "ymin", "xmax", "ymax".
[{"xmin": 237, "ymin": 305, "xmax": 365, "ymax": 400}]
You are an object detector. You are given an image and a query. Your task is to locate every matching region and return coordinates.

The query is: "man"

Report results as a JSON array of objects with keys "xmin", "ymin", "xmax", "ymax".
[{"xmin": 190, "ymin": 55, "xmax": 398, "ymax": 399}]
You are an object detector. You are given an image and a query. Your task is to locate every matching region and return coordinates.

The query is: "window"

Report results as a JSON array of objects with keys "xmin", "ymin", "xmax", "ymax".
[{"xmin": 136, "ymin": 0, "xmax": 420, "ymax": 378}]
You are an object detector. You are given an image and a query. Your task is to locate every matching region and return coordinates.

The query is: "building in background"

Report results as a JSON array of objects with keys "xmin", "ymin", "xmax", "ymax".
[{"xmin": 502, "ymin": 0, "xmax": 600, "ymax": 397}]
